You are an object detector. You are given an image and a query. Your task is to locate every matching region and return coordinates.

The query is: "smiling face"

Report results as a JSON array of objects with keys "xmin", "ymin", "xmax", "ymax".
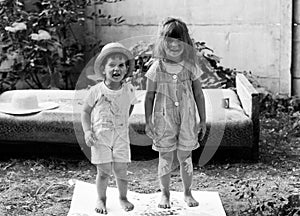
[
  {"xmin": 163, "ymin": 37, "xmax": 184, "ymax": 62},
  {"xmin": 102, "ymin": 54, "xmax": 128, "ymax": 87},
  {"xmin": 153, "ymin": 18, "xmax": 197, "ymax": 64}
]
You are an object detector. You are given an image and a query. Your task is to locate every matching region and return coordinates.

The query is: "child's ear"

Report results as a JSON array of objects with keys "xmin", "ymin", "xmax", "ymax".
[{"xmin": 100, "ymin": 65, "xmax": 105, "ymax": 74}]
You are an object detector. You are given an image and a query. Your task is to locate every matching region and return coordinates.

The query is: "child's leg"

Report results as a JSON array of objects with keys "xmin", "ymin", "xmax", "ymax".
[
  {"xmin": 158, "ymin": 151, "xmax": 174, "ymax": 208},
  {"xmin": 113, "ymin": 162, "xmax": 134, "ymax": 212},
  {"xmin": 177, "ymin": 150, "xmax": 199, "ymax": 207},
  {"xmin": 95, "ymin": 163, "xmax": 112, "ymax": 214}
]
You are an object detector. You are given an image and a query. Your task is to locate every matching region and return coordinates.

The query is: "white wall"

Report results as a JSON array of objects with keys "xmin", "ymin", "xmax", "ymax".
[{"xmin": 87, "ymin": 0, "xmax": 292, "ymax": 94}]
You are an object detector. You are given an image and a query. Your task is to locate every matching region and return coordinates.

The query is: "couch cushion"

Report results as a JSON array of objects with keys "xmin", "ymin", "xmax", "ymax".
[{"xmin": 0, "ymin": 89, "xmax": 253, "ymax": 149}]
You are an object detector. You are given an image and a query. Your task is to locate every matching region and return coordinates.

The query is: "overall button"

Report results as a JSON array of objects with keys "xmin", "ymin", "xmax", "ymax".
[
  {"xmin": 172, "ymin": 75, "xmax": 177, "ymax": 80},
  {"xmin": 174, "ymin": 102, "xmax": 179, "ymax": 107}
]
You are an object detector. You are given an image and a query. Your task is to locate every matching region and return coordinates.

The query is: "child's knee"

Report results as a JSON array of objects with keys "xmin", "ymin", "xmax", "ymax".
[
  {"xmin": 158, "ymin": 151, "xmax": 174, "ymax": 176},
  {"xmin": 177, "ymin": 150, "xmax": 192, "ymax": 164},
  {"xmin": 177, "ymin": 151, "xmax": 193, "ymax": 175},
  {"xmin": 113, "ymin": 163, "xmax": 128, "ymax": 180},
  {"xmin": 183, "ymin": 156, "xmax": 193, "ymax": 174},
  {"xmin": 160, "ymin": 151, "xmax": 174, "ymax": 161},
  {"xmin": 97, "ymin": 170, "xmax": 110, "ymax": 180},
  {"xmin": 97, "ymin": 163, "xmax": 112, "ymax": 178}
]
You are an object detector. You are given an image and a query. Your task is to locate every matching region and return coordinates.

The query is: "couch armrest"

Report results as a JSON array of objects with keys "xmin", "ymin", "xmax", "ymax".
[
  {"xmin": 236, "ymin": 73, "xmax": 261, "ymax": 160},
  {"xmin": 236, "ymin": 74, "xmax": 260, "ymax": 120}
]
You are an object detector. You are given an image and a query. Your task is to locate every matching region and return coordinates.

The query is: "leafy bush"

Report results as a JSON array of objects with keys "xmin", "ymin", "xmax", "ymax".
[
  {"xmin": 232, "ymin": 179, "xmax": 300, "ymax": 216},
  {"xmin": 0, "ymin": 0, "xmax": 124, "ymax": 93}
]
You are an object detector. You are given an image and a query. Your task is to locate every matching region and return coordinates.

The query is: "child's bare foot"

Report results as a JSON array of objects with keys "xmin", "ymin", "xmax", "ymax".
[
  {"xmin": 184, "ymin": 194, "xmax": 199, "ymax": 207},
  {"xmin": 95, "ymin": 198, "xmax": 107, "ymax": 214},
  {"xmin": 158, "ymin": 192, "xmax": 171, "ymax": 209},
  {"xmin": 120, "ymin": 197, "xmax": 134, "ymax": 211}
]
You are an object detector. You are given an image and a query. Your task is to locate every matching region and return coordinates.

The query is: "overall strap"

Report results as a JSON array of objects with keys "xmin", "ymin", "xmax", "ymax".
[{"xmin": 159, "ymin": 59, "xmax": 193, "ymax": 81}]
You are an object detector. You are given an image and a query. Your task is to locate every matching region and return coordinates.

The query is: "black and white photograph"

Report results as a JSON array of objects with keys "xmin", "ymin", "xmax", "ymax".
[{"xmin": 0, "ymin": 0, "xmax": 299, "ymax": 215}]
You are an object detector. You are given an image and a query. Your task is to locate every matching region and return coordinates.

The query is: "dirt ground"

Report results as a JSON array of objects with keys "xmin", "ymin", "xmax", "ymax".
[{"xmin": 0, "ymin": 111, "xmax": 300, "ymax": 216}]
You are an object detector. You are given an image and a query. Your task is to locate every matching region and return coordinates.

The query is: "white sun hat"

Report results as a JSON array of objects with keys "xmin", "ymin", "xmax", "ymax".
[{"xmin": 0, "ymin": 91, "xmax": 59, "ymax": 115}]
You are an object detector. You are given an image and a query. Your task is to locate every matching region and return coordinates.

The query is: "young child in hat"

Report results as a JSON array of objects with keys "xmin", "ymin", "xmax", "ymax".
[{"xmin": 81, "ymin": 42, "xmax": 138, "ymax": 214}]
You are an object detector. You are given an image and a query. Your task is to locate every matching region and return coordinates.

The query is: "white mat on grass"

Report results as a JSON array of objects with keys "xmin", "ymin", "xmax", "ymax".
[{"xmin": 68, "ymin": 180, "xmax": 226, "ymax": 216}]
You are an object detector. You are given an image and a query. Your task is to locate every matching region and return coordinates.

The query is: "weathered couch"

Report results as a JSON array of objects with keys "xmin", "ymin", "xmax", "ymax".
[{"xmin": 0, "ymin": 74, "xmax": 260, "ymax": 163}]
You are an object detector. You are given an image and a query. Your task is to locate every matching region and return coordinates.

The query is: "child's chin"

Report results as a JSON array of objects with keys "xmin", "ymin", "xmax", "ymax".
[
  {"xmin": 112, "ymin": 76, "xmax": 123, "ymax": 81},
  {"xmin": 170, "ymin": 54, "xmax": 181, "ymax": 58},
  {"xmin": 167, "ymin": 51, "xmax": 182, "ymax": 58}
]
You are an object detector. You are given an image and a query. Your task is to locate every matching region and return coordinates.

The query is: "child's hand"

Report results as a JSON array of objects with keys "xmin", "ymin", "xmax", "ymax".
[
  {"xmin": 198, "ymin": 122, "xmax": 206, "ymax": 140},
  {"xmin": 84, "ymin": 130, "xmax": 97, "ymax": 147}
]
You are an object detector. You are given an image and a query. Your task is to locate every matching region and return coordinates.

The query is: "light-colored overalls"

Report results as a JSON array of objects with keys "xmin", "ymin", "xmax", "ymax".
[{"xmin": 145, "ymin": 60, "xmax": 202, "ymax": 152}]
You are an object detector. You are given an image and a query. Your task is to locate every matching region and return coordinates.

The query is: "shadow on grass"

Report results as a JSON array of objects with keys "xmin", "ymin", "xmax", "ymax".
[
  {"xmin": 0, "ymin": 141, "xmax": 159, "ymax": 162},
  {"xmin": 0, "ymin": 140, "xmax": 259, "ymax": 166}
]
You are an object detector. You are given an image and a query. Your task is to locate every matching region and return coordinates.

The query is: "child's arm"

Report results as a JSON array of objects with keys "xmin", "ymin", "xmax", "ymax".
[
  {"xmin": 81, "ymin": 101, "xmax": 96, "ymax": 147},
  {"xmin": 81, "ymin": 102, "xmax": 92, "ymax": 133},
  {"xmin": 144, "ymin": 79, "xmax": 157, "ymax": 138},
  {"xmin": 192, "ymin": 78, "xmax": 207, "ymax": 140},
  {"xmin": 144, "ymin": 79, "xmax": 156, "ymax": 124}
]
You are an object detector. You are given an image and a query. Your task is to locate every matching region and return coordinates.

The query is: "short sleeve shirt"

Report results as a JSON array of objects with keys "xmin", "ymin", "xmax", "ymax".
[{"xmin": 85, "ymin": 82, "xmax": 138, "ymax": 132}]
